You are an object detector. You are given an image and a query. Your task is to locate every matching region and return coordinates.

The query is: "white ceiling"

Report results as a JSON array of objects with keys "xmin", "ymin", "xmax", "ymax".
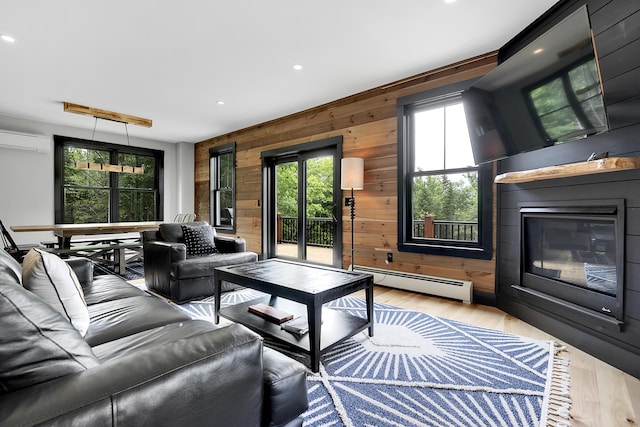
[{"xmin": 0, "ymin": 0, "xmax": 558, "ymax": 144}]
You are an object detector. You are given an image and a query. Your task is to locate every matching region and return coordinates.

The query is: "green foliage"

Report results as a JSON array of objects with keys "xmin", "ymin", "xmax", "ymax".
[
  {"xmin": 276, "ymin": 157, "xmax": 334, "ymax": 218},
  {"xmin": 63, "ymin": 188, "xmax": 109, "ymax": 223},
  {"xmin": 218, "ymin": 152, "xmax": 233, "ymax": 188},
  {"xmin": 412, "ymin": 172, "xmax": 478, "ymax": 222},
  {"xmin": 275, "ymin": 155, "xmax": 477, "ymax": 227},
  {"xmin": 305, "ymin": 157, "xmax": 334, "ymax": 218},
  {"xmin": 63, "ymin": 146, "xmax": 157, "ymax": 223},
  {"xmin": 276, "ymin": 162, "xmax": 299, "ymax": 217},
  {"xmin": 118, "ymin": 190, "xmax": 156, "ymax": 221}
]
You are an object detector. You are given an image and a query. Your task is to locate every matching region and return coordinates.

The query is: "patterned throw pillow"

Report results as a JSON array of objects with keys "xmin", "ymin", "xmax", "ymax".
[{"xmin": 181, "ymin": 223, "xmax": 218, "ymax": 256}]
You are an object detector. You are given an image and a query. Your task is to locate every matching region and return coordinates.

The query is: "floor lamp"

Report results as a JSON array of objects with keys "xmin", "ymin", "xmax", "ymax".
[{"xmin": 341, "ymin": 157, "xmax": 364, "ymax": 271}]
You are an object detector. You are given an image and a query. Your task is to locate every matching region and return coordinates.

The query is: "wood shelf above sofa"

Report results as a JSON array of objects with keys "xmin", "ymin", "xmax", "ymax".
[{"xmin": 494, "ymin": 157, "xmax": 640, "ymax": 184}]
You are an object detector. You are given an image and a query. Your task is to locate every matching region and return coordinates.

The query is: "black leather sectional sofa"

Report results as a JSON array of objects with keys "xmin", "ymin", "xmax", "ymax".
[{"xmin": 0, "ymin": 247, "xmax": 308, "ymax": 426}]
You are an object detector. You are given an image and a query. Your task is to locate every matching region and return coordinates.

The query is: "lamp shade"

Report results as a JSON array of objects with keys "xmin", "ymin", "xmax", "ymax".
[{"xmin": 340, "ymin": 157, "xmax": 364, "ymax": 190}]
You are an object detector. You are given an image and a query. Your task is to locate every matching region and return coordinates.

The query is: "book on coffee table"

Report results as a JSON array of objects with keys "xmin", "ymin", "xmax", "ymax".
[{"xmin": 248, "ymin": 303, "xmax": 294, "ymax": 324}]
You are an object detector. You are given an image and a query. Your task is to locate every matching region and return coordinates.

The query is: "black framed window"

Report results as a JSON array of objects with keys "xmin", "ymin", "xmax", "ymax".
[
  {"xmin": 210, "ymin": 142, "xmax": 236, "ymax": 232},
  {"xmin": 54, "ymin": 135, "xmax": 163, "ymax": 224},
  {"xmin": 397, "ymin": 80, "xmax": 493, "ymax": 259}
]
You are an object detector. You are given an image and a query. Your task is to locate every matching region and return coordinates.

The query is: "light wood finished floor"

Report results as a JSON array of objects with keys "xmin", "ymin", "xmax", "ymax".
[{"xmin": 358, "ymin": 285, "xmax": 640, "ymax": 427}]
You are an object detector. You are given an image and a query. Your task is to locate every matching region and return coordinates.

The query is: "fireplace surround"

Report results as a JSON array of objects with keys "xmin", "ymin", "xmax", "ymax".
[{"xmin": 496, "ymin": 163, "xmax": 640, "ymax": 378}]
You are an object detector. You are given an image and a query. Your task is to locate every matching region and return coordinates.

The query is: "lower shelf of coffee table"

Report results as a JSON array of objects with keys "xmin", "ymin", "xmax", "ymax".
[{"xmin": 219, "ymin": 296, "xmax": 370, "ymax": 354}]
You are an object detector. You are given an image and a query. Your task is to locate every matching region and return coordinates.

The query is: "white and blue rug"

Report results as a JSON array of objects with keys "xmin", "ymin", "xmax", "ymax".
[{"xmin": 176, "ymin": 290, "xmax": 572, "ymax": 427}]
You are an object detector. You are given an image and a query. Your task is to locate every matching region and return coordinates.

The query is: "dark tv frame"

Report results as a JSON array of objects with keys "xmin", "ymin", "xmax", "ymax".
[{"xmin": 462, "ymin": 4, "xmax": 609, "ymax": 165}]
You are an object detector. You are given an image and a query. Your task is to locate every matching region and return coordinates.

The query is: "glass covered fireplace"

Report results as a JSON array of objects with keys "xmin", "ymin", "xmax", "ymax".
[{"xmin": 519, "ymin": 199, "xmax": 624, "ymax": 321}]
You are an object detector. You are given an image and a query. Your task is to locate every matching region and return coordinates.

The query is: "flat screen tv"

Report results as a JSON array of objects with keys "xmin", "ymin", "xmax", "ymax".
[{"xmin": 462, "ymin": 5, "xmax": 609, "ymax": 165}]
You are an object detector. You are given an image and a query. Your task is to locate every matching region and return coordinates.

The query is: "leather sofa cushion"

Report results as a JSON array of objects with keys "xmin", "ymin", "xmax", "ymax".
[
  {"xmin": 171, "ymin": 251, "xmax": 258, "ymax": 279},
  {"xmin": 92, "ymin": 319, "xmax": 225, "ymax": 361},
  {"xmin": 0, "ymin": 280, "xmax": 99, "ymax": 393},
  {"xmin": 84, "ymin": 295, "xmax": 191, "ymax": 347},
  {"xmin": 22, "ymin": 248, "xmax": 90, "ymax": 336},
  {"xmin": 64, "ymin": 257, "xmax": 94, "ymax": 285},
  {"xmin": 82, "ymin": 275, "xmax": 146, "ymax": 306}
]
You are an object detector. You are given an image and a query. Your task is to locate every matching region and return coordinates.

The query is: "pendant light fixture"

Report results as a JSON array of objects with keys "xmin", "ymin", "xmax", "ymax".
[{"xmin": 64, "ymin": 102, "xmax": 151, "ymax": 174}]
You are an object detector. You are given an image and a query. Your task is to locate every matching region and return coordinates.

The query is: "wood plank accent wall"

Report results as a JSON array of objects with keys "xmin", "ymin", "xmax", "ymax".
[{"xmin": 194, "ymin": 53, "xmax": 498, "ymax": 295}]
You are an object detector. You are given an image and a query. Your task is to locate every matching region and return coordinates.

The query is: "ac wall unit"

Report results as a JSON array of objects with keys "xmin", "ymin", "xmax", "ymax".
[{"xmin": 0, "ymin": 130, "xmax": 51, "ymax": 154}]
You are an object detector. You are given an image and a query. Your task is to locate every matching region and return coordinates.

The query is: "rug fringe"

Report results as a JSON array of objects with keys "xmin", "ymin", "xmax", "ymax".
[{"xmin": 543, "ymin": 342, "xmax": 572, "ymax": 427}]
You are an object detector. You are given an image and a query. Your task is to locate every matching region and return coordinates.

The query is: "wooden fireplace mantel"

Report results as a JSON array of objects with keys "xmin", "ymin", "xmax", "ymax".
[{"xmin": 494, "ymin": 157, "xmax": 640, "ymax": 184}]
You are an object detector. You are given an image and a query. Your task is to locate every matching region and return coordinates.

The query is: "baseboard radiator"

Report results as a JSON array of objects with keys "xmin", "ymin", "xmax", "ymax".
[{"xmin": 352, "ymin": 265, "xmax": 473, "ymax": 304}]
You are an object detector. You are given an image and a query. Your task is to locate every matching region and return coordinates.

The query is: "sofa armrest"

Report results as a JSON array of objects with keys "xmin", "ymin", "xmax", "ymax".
[
  {"xmin": 65, "ymin": 257, "xmax": 94, "ymax": 286},
  {"xmin": 144, "ymin": 240, "xmax": 187, "ymax": 263},
  {"xmin": 143, "ymin": 241, "xmax": 187, "ymax": 298},
  {"xmin": 0, "ymin": 323, "xmax": 265, "ymax": 427},
  {"xmin": 215, "ymin": 235, "xmax": 247, "ymax": 253}
]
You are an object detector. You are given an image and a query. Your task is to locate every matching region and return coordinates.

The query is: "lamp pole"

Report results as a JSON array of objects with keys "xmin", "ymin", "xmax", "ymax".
[{"xmin": 349, "ymin": 187, "xmax": 355, "ymax": 271}]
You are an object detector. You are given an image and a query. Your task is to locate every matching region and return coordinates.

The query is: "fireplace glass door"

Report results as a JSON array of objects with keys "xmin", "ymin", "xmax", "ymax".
[
  {"xmin": 520, "ymin": 202, "xmax": 624, "ymax": 320},
  {"xmin": 524, "ymin": 216, "xmax": 616, "ymax": 295}
]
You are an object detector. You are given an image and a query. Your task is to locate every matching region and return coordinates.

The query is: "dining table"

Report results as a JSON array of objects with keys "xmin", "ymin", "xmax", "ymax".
[
  {"xmin": 11, "ymin": 221, "xmax": 163, "ymax": 274},
  {"xmin": 11, "ymin": 221, "xmax": 164, "ymax": 249}
]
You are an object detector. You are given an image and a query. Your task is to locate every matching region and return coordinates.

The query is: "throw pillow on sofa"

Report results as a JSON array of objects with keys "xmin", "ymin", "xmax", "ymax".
[
  {"xmin": 22, "ymin": 248, "xmax": 90, "ymax": 336},
  {"xmin": 181, "ymin": 223, "xmax": 219, "ymax": 256},
  {"xmin": 0, "ymin": 281, "xmax": 99, "ymax": 393}
]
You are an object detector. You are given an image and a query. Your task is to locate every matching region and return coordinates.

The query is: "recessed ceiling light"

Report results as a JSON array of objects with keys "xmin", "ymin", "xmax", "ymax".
[
  {"xmin": 216, "ymin": 100, "xmax": 225, "ymax": 105},
  {"xmin": 533, "ymin": 48, "xmax": 544, "ymax": 55},
  {"xmin": 444, "ymin": 0, "xmax": 457, "ymax": 4},
  {"xmin": 1, "ymin": 34, "xmax": 16, "ymax": 43},
  {"xmin": 293, "ymin": 64, "xmax": 303, "ymax": 71}
]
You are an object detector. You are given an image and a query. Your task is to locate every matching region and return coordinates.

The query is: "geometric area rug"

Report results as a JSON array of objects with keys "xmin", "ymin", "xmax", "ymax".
[{"xmin": 175, "ymin": 291, "xmax": 572, "ymax": 427}]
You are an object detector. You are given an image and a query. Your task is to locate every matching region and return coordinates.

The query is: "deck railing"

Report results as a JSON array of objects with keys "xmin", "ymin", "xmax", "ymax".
[
  {"xmin": 277, "ymin": 215, "xmax": 477, "ymax": 246},
  {"xmin": 413, "ymin": 218, "xmax": 478, "ymax": 241},
  {"xmin": 278, "ymin": 216, "xmax": 334, "ymax": 247}
]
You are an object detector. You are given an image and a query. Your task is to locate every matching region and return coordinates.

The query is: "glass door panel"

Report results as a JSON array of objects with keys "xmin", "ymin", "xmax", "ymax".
[
  {"xmin": 305, "ymin": 156, "xmax": 335, "ymax": 265},
  {"xmin": 275, "ymin": 161, "xmax": 299, "ymax": 259}
]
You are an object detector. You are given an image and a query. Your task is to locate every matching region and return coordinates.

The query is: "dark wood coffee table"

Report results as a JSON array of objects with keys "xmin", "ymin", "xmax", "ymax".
[{"xmin": 213, "ymin": 258, "xmax": 374, "ymax": 372}]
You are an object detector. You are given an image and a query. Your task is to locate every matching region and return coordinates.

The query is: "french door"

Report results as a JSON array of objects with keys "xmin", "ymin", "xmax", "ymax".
[{"xmin": 262, "ymin": 137, "xmax": 342, "ymax": 267}]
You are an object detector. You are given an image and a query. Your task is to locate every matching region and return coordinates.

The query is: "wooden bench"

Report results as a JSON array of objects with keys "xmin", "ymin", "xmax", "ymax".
[{"xmin": 43, "ymin": 241, "xmax": 142, "ymax": 275}]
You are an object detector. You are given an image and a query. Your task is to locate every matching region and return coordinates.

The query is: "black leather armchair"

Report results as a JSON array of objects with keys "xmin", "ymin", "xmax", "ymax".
[{"xmin": 143, "ymin": 222, "xmax": 258, "ymax": 303}]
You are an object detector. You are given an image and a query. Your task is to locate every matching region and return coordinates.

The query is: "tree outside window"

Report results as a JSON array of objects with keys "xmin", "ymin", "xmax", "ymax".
[{"xmin": 117, "ymin": 153, "xmax": 157, "ymax": 221}]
